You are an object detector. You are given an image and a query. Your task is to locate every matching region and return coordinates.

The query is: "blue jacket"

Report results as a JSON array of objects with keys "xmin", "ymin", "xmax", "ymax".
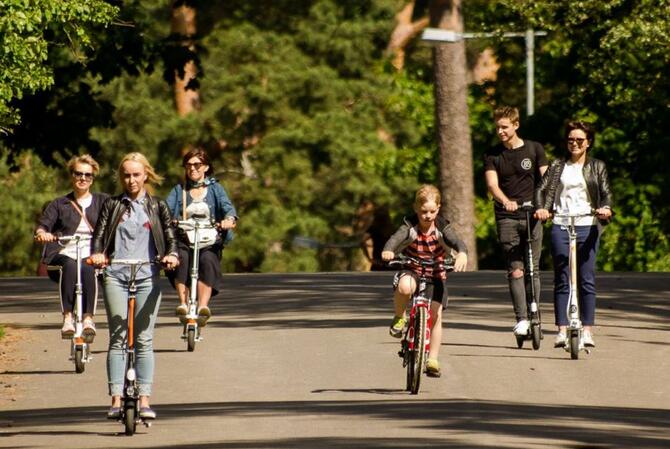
[{"xmin": 166, "ymin": 180, "xmax": 238, "ymax": 244}]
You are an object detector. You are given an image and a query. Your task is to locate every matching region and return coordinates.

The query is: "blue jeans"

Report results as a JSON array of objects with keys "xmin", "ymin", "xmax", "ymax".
[
  {"xmin": 103, "ymin": 275, "xmax": 161, "ymax": 396},
  {"xmin": 551, "ymin": 225, "xmax": 600, "ymax": 326}
]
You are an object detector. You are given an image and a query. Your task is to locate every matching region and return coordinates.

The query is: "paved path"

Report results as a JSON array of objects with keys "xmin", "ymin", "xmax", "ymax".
[{"xmin": 0, "ymin": 271, "xmax": 668, "ymax": 448}]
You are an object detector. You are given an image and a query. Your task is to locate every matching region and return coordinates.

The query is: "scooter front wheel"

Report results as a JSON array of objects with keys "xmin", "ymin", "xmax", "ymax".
[
  {"xmin": 124, "ymin": 399, "xmax": 137, "ymax": 436},
  {"xmin": 569, "ymin": 330, "xmax": 579, "ymax": 360},
  {"xmin": 187, "ymin": 327, "xmax": 196, "ymax": 352},
  {"xmin": 74, "ymin": 346, "xmax": 85, "ymax": 373},
  {"xmin": 531, "ymin": 324, "xmax": 541, "ymax": 350}
]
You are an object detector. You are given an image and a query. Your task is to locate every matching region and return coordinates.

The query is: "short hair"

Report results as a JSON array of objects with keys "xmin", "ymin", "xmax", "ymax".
[
  {"xmin": 493, "ymin": 106, "xmax": 520, "ymax": 124},
  {"xmin": 565, "ymin": 120, "xmax": 596, "ymax": 147},
  {"xmin": 182, "ymin": 147, "xmax": 213, "ymax": 176},
  {"xmin": 414, "ymin": 184, "xmax": 441, "ymax": 208},
  {"xmin": 67, "ymin": 154, "xmax": 100, "ymax": 176},
  {"xmin": 117, "ymin": 152, "xmax": 163, "ymax": 194}
]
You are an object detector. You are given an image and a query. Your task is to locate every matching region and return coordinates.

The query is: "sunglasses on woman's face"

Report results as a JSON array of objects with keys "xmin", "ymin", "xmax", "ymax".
[
  {"xmin": 72, "ymin": 171, "xmax": 94, "ymax": 180},
  {"xmin": 567, "ymin": 138, "xmax": 587, "ymax": 146},
  {"xmin": 184, "ymin": 162, "xmax": 204, "ymax": 170}
]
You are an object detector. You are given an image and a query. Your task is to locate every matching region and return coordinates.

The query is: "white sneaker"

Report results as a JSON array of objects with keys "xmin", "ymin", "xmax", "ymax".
[
  {"xmin": 513, "ymin": 319, "xmax": 530, "ymax": 336},
  {"xmin": 583, "ymin": 331, "xmax": 596, "ymax": 347},
  {"xmin": 554, "ymin": 332, "xmax": 567, "ymax": 348}
]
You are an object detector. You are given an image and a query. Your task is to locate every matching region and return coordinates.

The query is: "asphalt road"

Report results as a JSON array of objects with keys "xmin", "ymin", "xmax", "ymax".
[{"xmin": 0, "ymin": 271, "xmax": 668, "ymax": 448}]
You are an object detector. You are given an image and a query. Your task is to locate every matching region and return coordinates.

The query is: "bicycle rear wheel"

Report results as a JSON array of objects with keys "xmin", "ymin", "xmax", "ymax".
[{"xmin": 408, "ymin": 307, "xmax": 427, "ymax": 395}]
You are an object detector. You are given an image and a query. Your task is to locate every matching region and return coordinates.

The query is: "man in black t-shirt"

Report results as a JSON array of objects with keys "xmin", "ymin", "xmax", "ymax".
[{"xmin": 484, "ymin": 106, "xmax": 548, "ymax": 337}]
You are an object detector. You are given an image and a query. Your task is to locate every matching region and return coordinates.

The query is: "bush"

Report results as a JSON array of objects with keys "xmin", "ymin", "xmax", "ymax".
[{"xmin": 0, "ymin": 149, "xmax": 66, "ymax": 275}]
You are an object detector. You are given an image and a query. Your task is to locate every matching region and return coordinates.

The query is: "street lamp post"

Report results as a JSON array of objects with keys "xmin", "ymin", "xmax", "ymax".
[{"xmin": 422, "ymin": 28, "xmax": 547, "ymax": 116}]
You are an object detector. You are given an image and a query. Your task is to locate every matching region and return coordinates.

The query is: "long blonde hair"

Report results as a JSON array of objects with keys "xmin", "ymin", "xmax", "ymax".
[{"xmin": 117, "ymin": 152, "xmax": 163, "ymax": 195}]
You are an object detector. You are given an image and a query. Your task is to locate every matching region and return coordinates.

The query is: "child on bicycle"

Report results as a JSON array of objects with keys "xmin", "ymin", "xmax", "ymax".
[{"xmin": 381, "ymin": 185, "xmax": 468, "ymax": 377}]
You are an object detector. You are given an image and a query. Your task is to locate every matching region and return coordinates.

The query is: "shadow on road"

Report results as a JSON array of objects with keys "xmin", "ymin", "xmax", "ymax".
[{"xmin": 1, "ymin": 399, "xmax": 667, "ymax": 448}]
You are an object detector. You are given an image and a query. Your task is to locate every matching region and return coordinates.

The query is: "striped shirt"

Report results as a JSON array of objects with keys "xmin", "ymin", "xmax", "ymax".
[{"xmin": 403, "ymin": 228, "xmax": 446, "ymax": 280}]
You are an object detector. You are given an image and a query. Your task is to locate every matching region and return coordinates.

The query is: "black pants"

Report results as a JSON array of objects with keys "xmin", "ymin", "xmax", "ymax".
[{"xmin": 47, "ymin": 254, "xmax": 98, "ymax": 315}]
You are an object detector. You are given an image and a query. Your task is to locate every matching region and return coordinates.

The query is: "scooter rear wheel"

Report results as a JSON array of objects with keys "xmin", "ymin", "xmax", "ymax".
[{"xmin": 515, "ymin": 334, "xmax": 525, "ymax": 349}]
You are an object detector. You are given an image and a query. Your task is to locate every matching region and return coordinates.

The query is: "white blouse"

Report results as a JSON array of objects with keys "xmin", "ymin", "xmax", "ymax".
[{"xmin": 553, "ymin": 162, "xmax": 596, "ymax": 226}]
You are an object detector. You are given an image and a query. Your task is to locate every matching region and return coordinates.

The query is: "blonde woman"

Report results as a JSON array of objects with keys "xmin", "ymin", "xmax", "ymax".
[{"xmin": 90, "ymin": 152, "xmax": 179, "ymax": 421}]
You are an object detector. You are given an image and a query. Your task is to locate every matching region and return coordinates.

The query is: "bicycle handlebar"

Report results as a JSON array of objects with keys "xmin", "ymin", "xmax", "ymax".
[{"xmin": 388, "ymin": 255, "xmax": 455, "ymax": 272}]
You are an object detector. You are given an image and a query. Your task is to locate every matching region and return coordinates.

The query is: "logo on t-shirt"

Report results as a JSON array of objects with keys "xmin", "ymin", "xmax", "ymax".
[{"xmin": 521, "ymin": 158, "xmax": 532, "ymax": 170}]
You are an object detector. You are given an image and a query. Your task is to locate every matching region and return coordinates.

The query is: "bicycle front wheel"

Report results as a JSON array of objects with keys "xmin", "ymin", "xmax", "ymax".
[{"xmin": 408, "ymin": 307, "xmax": 427, "ymax": 395}]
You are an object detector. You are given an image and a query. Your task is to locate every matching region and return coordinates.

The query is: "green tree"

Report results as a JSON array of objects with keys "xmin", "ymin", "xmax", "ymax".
[{"xmin": 0, "ymin": 0, "xmax": 118, "ymax": 129}]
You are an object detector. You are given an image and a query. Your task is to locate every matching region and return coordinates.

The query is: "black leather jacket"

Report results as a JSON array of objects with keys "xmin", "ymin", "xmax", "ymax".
[
  {"xmin": 535, "ymin": 157, "xmax": 613, "ymax": 217},
  {"xmin": 92, "ymin": 193, "xmax": 178, "ymax": 258}
]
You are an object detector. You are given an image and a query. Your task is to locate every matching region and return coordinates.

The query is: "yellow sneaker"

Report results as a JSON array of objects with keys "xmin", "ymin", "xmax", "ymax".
[
  {"xmin": 425, "ymin": 358, "xmax": 441, "ymax": 378},
  {"xmin": 389, "ymin": 315, "xmax": 406, "ymax": 338}
]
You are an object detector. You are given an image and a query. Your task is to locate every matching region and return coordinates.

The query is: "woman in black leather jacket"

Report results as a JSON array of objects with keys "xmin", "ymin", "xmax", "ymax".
[
  {"xmin": 535, "ymin": 121, "xmax": 613, "ymax": 349},
  {"xmin": 90, "ymin": 152, "xmax": 178, "ymax": 421}
]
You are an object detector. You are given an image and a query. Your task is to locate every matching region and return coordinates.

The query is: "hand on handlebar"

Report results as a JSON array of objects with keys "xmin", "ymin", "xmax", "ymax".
[
  {"xmin": 381, "ymin": 250, "xmax": 394, "ymax": 261},
  {"xmin": 595, "ymin": 207, "xmax": 612, "ymax": 220},
  {"xmin": 219, "ymin": 217, "xmax": 236, "ymax": 230},
  {"xmin": 502, "ymin": 199, "xmax": 518, "ymax": 212},
  {"xmin": 534, "ymin": 208, "xmax": 552, "ymax": 221},
  {"xmin": 87, "ymin": 253, "xmax": 108, "ymax": 267},
  {"xmin": 453, "ymin": 252, "xmax": 467, "ymax": 272},
  {"xmin": 34, "ymin": 231, "xmax": 57, "ymax": 243},
  {"xmin": 161, "ymin": 254, "xmax": 179, "ymax": 270}
]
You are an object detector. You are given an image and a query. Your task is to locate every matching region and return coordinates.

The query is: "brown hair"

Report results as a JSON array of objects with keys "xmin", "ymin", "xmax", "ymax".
[
  {"xmin": 117, "ymin": 152, "xmax": 163, "ymax": 194},
  {"xmin": 493, "ymin": 106, "xmax": 520, "ymax": 124},
  {"xmin": 414, "ymin": 184, "xmax": 441, "ymax": 208},
  {"xmin": 182, "ymin": 147, "xmax": 213, "ymax": 177},
  {"xmin": 565, "ymin": 120, "xmax": 596, "ymax": 148},
  {"xmin": 67, "ymin": 154, "xmax": 100, "ymax": 176}
]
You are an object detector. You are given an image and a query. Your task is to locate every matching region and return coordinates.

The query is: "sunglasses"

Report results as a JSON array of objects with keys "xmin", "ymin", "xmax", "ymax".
[
  {"xmin": 567, "ymin": 138, "xmax": 587, "ymax": 146},
  {"xmin": 72, "ymin": 171, "xmax": 94, "ymax": 180},
  {"xmin": 184, "ymin": 162, "xmax": 204, "ymax": 170}
]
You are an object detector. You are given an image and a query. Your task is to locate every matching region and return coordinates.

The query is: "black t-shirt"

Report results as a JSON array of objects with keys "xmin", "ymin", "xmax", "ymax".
[{"xmin": 484, "ymin": 140, "xmax": 548, "ymax": 219}]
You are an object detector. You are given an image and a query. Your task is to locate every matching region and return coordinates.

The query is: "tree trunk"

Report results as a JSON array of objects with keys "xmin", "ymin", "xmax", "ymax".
[
  {"xmin": 171, "ymin": 0, "xmax": 200, "ymax": 117},
  {"xmin": 430, "ymin": 0, "xmax": 478, "ymax": 270}
]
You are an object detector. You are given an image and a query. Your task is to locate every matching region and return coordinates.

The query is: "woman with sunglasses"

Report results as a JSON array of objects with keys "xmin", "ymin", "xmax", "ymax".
[
  {"xmin": 535, "ymin": 121, "xmax": 613, "ymax": 348},
  {"xmin": 34, "ymin": 154, "xmax": 108, "ymax": 340},
  {"xmin": 166, "ymin": 147, "xmax": 237, "ymax": 326}
]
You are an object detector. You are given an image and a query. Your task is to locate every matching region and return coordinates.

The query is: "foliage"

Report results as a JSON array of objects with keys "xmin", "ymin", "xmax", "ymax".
[
  {"xmin": 0, "ymin": 149, "xmax": 66, "ymax": 275},
  {"xmin": 0, "ymin": 0, "xmax": 118, "ymax": 129},
  {"xmin": 1, "ymin": 0, "xmax": 669, "ymax": 273}
]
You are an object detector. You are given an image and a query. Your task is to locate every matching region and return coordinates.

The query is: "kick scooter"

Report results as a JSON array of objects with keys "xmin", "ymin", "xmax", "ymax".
[
  {"xmin": 553, "ymin": 213, "xmax": 594, "ymax": 360},
  {"xmin": 47, "ymin": 235, "xmax": 97, "ymax": 373},
  {"xmin": 175, "ymin": 216, "xmax": 219, "ymax": 351},
  {"xmin": 515, "ymin": 202, "xmax": 543, "ymax": 350}
]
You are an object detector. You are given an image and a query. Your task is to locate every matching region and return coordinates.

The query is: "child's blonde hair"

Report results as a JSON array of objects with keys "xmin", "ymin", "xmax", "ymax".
[
  {"xmin": 414, "ymin": 184, "xmax": 441, "ymax": 208},
  {"xmin": 118, "ymin": 152, "xmax": 163, "ymax": 194}
]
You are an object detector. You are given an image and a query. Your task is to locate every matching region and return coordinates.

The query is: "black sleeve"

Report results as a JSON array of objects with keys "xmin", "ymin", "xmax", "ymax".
[
  {"xmin": 92, "ymin": 198, "xmax": 113, "ymax": 254},
  {"xmin": 535, "ymin": 142, "xmax": 548, "ymax": 167},
  {"xmin": 36, "ymin": 199, "xmax": 61, "ymax": 233},
  {"xmin": 158, "ymin": 200, "xmax": 179, "ymax": 255},
  {"xmin": 483, "ymin": 150, "xmax": 498, "ymax": 172}
]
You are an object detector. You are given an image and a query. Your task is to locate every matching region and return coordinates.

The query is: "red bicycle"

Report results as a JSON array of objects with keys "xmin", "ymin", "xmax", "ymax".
[{"xmin": 389, "ymin": 255, "xmax": 453, "ymax": 394}]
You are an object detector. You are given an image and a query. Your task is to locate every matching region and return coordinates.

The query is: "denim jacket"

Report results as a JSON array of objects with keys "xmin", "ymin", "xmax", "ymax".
[{"xmin": 166, "ymin": 180, "xmax": 238, "ymax": 244}]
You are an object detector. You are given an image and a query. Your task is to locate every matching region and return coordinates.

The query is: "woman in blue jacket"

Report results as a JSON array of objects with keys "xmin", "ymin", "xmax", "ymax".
[{"xmin": 166, "ymin": 148, "xmax": 237, "ymax": 326}]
